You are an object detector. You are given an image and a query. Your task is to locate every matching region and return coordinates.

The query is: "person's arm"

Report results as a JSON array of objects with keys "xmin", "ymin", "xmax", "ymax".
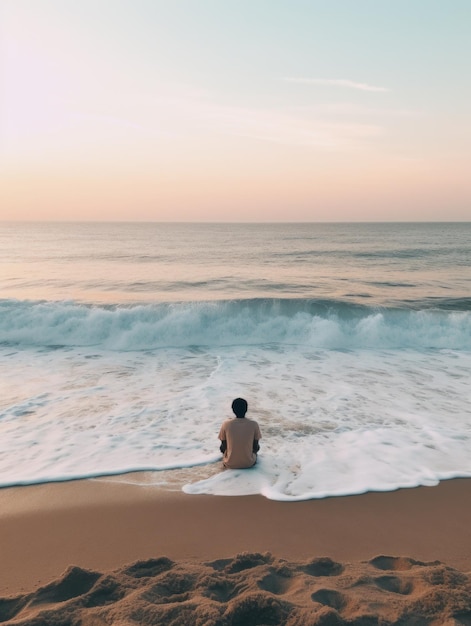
[
  {"xmin": 218, "ymin": 422, "xmax": 227, "ymax": 454},
  {"xmin": 253, "ymin": 422, "xmax": 261, "ymax": 453}
]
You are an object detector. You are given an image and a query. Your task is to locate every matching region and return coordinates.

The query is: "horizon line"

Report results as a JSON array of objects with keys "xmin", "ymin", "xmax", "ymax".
[{"xmin": 1, "ymin": 219, "xmax": 470, "ymax": 225}]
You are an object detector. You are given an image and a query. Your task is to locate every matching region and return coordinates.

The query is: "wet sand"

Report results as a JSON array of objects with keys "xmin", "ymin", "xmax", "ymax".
[{"xmin": 1, "ymin": 478, "xmax": 470, "ymax": 624}]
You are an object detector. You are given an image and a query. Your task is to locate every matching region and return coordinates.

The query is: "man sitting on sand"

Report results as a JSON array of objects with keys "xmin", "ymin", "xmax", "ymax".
[{"xmin": 219, "ymin": 398, "xmax": 261, "ymax": 469}]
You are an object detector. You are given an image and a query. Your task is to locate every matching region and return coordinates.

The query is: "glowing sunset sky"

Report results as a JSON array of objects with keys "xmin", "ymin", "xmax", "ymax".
[{"xmin": 1, "ymin": 0, "xmax": 470, "ymax": 221}]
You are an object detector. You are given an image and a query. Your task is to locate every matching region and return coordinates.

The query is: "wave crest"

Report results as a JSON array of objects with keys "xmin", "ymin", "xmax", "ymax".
[{"xmin": 0, "ymin": 298, "xmax": 470, "ymax": 350}]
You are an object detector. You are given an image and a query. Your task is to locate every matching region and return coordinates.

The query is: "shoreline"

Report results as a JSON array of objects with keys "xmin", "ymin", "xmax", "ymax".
[{"xmin": 1, "ymin": 477, "xmax": 471, "ymax": 598}]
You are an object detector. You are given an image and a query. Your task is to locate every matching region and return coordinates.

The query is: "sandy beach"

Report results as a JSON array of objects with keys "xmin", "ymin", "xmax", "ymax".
[{"xmin": 1, "ymin": 478, "xmax": 471, "ymax": 624}]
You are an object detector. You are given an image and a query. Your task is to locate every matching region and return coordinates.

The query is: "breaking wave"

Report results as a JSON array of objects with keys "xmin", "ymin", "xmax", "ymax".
[{"xmin": 1, "ymin": 298, "xmax": 470, "ymax": 351}]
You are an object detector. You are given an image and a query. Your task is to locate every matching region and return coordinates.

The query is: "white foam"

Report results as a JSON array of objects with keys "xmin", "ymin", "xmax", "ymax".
[
  {"xmin": 1, "ymin": 299, "xmax": 470, "ymax": 350},
  {"xmin": 1, "ymin": 340, "xmax": 470, "ymax": 499}
]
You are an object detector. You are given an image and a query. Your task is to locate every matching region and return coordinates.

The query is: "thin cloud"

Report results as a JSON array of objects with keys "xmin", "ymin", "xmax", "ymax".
[
  {"xmin": 63, "ymin": 85, "xmax": 385, "ymax": 152},
  {"xmin": 284, "ymin": 78, "xmax": 390, "ymax": 93},
  {"xmin": 201, "ymin": 104, "xmax": 383, "ymax": 149}
]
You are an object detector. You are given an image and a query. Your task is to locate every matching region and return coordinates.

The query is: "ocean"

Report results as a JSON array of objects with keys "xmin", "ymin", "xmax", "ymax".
[{"xmin": 0, "ymin": 221, "xmax": 470, "ymax": 500}]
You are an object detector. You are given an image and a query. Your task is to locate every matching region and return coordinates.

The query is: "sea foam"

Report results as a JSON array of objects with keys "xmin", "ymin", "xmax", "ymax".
[
  {"xmin": 1, "ymin": 298, "xmax": 470, "ymax": 350},
  {"xmin": 1, "ymin": 303, "xmax": 470, "ymax": 499}
]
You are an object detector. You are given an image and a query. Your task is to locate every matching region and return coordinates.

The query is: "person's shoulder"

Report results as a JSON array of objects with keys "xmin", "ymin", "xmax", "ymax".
[{"xmin": 246, "ymin": 418, "xmax": 260, "ymax": 426}]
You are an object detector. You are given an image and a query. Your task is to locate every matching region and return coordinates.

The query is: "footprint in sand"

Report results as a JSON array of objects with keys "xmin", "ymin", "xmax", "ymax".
[
  {"xmin": 303, "ymin": 557, "xmax": 344, "ymax": 577},
  {"xmin": 123, "ymin": 557, "xmax": 174, "ymax": 579},
  {"xmin": 373, "ymin": 574, "xmax": 414, "ymax": 595},
  {"xmin": 223, "ymin": 552, "xmax": 273, "ymax": 574},
  {"xmin": 199, "ymin": 575, "xmax": 235, "ymax": 603},
  {"xmin": 369, "ymin": 555, "xmax": 434, "ymax": 571},
  {"xmin": 257, "ymin": 572, "xmax": 293, "ymax": 596},
  {"xmin": 311, "ymin": 588, "xmax": 347, "ymax": 611}
]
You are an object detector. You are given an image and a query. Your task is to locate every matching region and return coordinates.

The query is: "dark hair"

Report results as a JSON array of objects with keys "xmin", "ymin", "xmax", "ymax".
[{"xmin": 231, "ymin": 397, "xmax": 248, "ymax": 418}]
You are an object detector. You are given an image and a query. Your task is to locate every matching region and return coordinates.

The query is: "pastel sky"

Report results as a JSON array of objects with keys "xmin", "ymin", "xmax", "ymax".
[{"xmin": 1, "ymin": 0, "xmax": 470, "ymax": 221}]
